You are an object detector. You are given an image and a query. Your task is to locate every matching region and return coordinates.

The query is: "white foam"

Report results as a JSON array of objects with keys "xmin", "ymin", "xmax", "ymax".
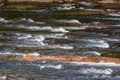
[
  {"xmin": 43, "ymin": 33, "xmax": 68, "ymax": 39},
  {"xmin": 42, "ymin": 61, "xmax": 46, "ymax": 63},
  {"xmin": 0, "ymin": 76, "xmax": 6, "ymax": 80},
  {"xmin": 90, "ymin": 43, "xmax": 109, "ymax": 48},
  {"xmin": 64, "ymin": 27, "xmax": 86, "ymax": 30},
  {"xmin": 79, "ymin": 1, "xmax": 93, "ymax": 7},
  {"xmin": 13, "ymin": 53, "xmax": 26, "ymax": 57},
  {"xmin": 20, "ymin": 18, "xmax": 45, "ymax": 24},
  {"xmin": 50, "ymin": 45, "xmax": 74, "ymax": 49},
  {"xmin": 83, "ymin": 51, "xmax": 101, "ymax": 57},
  {"xmin": 108, "ymin": 14, "xmax": 120, "ymax": 17},
  {"xmin": 79, "ymin": 7, "xmax": 84, "ymax": 10},
  {"xmin": 70, "ymin": 62, "xmax": 120, "ymax": 67},
  {"xmin": 15, "ymin": 33, "xmax": 46, "ymax": 46},
  {"xmin": 49, "ymin": 27, "xmax": 69, "ymax": 33},
  {"xmin": 104, "ymin": 38, "xmax": 119, "ymax": 42},
  {"xmin": 25, "ymin": 26, "xmax": 40, "ymax": 30},
  {"xmin": 56, "ymin": 19, "xmax": 81, "ymax": 24},
  {"xmin": 35, "ymin": 22, "xmax": 45, "ymax": 24},
  {"xmin": 80, "ymin": 68, "xmax": 113, "ymax": 75},
  {"xmin": 57, "ymin": 6, "xmax": 75, "ymax": 10},
  {"xmin": 81, "ymin": 8, "xmax": 103, "ymax": 11},
  {"xmin": 39, "ymin": 64, "xmax": 63, "ymax": 70},
  {"xmin": 86, "ymin": 39, "xmax": 104, "ymax": 43},
  {"xmin": 0, "ymin": 51, "xmax": 11, "ymax": 55},
  {"xmin": 66, "ymin": 20, "xmax": 81, "ymax": 24},
  {"xmin": 28, "ymin": 52, "xmax": 40, "ymax": 57},
  {"xmin": 0, "ymin": 17, "xmax": 5, "ymax": 22},
  {"xmin": 16, "ymin": 33, "xmax": 32, "ymax": 40},
  {"xmin": 32, "ymin": 35, "xmax": 45, "ymax": 42},
  {"xmin": 28, "ymin": 26, "xmax": 69, "ymax": 33},
  {"xmin": 0, "ymin": 51, "xmax": 26, "ymax": 57},
  {"xmin": 56, "ymin": 4, "xmax": 75, "ymax": 10},
  {"xmin": 85, "ymin": 39, "xmax": 110, "ymax": 48},
  {"xmin": 30, "ymin": 35, "xmax": 46, "ymax": 46},
  {"xmin": 21, "ymin": 18, "xmax": 34, "ymax": 22}
]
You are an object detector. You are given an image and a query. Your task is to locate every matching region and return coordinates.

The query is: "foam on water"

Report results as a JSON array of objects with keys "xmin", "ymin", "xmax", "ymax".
[
  {"xmin": 64, "ymin": 27, "xmax": 86, "ymax": 30},
  {"xmin": 0, "ymin": 47, "xmax": 41, "ymax": 58},
  {"xmin": 15, "ymin": 33, "xmax": 45, "ymax": 44},
  {"xmin": 56, "ymin": 4, "xmax": 75, "ymax": 10},
  {"xmin": 80, "ymin": 8, "xmax": 103, "ymax": 11},
  {"xmin": 39, "ymin": 64, "xmax": 63, "ymax": 70},
  {"xmin": 80, "ymin": 68, "xmax": 113, "ymax": 75},
  {"xmin": 71, "ymin": 62, "xmax": 120, "ymax": 67},
  {"xmin": 108, "ymin": 14, "xmax": 120, "ymax": 17},
  {"xmin": 83, "ymin": 51, "xmax": 101, "ymax": 57},
  {"xmin": 48, "ymin": 27, "xmax": 69, "ymax": 33},
  {"xmin": 31, "ymin": 36, "xmax": 46, "ymax": 45},
  {"xmin": 85, "ymin": 39, "xmax": 110, "ymax": 48},
  {"xmin": 24, "ymin": 26, "xmax": 40, "ymax": 30},
  {"xmin": 15, "ymin": 33, "xmax": 32, "ymax": 40},
  {"xmin": 64, "ymin": 20, "xmax": 80, "ymax": 24},
  {"xmin": 0, "ymin": 17, "xmax": 5, "ymax": 22},
  {"xmin": 28, "ymin": 52, "xmax": 40, "ymax": 57},
  {"xmin": 20, "ymin": 18, "xmax": 45, "ymax": 24},
  {"xmin": 32, "ymin": 35, "xmax": 45, "ymax": 42},
  {"xmin": 0, "ymin": 48, "xmax": 40, "ymax": 57},
  {"xmin": 0, "ymin": 51, "xmax": 26, "ymax": 57},
  {"xmin": 104, "ymin": 38, "xmax": 119, "ymax": 42},
  {"xmin": 57, "ymin": 6, "xmax": 75, "ymax": 10},
  {"xmin": 0, "ymin": 76, "xmax": 6, "ymax": 80},
  {"xmin": 2, "ymin": 40, "xmax": 45, "ymax": 48},
  {"xmin": 21, "ymin": 18, "xmax": 34, "ymax": 22},
  {"xmin": 55, "ymin": 19, "xmax": 81, "ymax": 24},
  {"xmin": 79, "ymin": 1, "xmax": 94, "ymax": 7},
  {"xmin": 43, "ymin": 33, "xmax": 68, "ymax": 39},
  {"xmin": 90, "ymin": 42, "xmax": 109, "ymax": 48},
  {"xmin": 18, "ymin": 26, "xmax": 69, "ymax": 33},
  {"xmin": 49, "ymin": 45, "xmax": 74, "ymax": 49}
]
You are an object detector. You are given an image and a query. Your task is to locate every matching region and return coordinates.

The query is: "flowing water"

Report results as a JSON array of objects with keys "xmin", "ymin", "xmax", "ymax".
[{"xmin": 0, "ymin": 2, "xmax": 120, "ymax": 80}]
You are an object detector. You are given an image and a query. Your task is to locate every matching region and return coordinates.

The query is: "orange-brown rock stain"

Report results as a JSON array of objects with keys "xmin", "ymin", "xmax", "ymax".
[{"xmin": 23, "ymin": 54, "xmax": 120, "ymax": 64}]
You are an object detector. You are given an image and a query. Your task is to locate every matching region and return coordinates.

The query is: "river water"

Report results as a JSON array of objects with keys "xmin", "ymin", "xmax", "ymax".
[{"xmin": 0, "ymin": 2, "xmax": 120, "ymax": 80}]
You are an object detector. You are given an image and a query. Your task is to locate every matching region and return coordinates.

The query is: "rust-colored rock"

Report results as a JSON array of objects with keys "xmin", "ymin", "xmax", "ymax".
[
  {"xmin": 24, "ymin": 55, "xmax": 37, "ymax": 61},
  {"xmin": 24, "ymin": 55, "xmax": 120, "ymax": 64}
]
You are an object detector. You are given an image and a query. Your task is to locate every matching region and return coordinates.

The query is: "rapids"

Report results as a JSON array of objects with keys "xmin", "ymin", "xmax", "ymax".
[{"xmin": 0, "ymin": 2, "xmax": 120, "ymax": 80}]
